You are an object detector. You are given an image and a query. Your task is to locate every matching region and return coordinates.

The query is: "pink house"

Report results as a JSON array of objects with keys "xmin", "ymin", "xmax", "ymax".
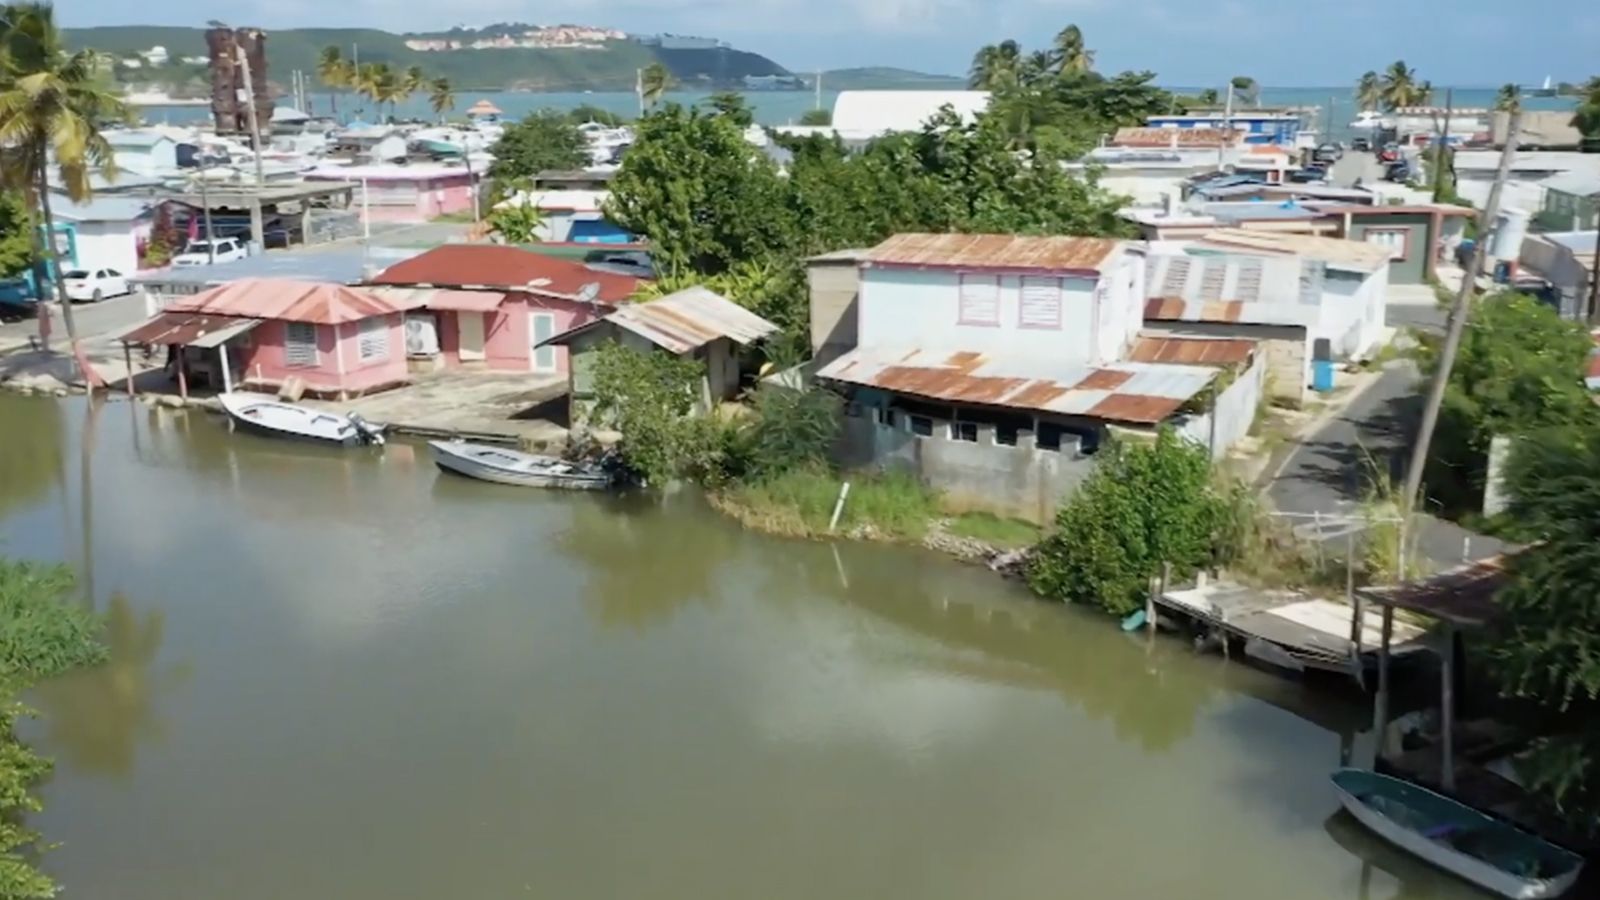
[
  {"xmin": 370, "ymin": 245, "xmax": 641, "ymax": 376},
  {"xmin": 305, "ymin": 164, "xmax": 480, "ymax": 224},
  {"xmin": 163, "ymin": 278, "xmax": 423, "ymax": 398}
]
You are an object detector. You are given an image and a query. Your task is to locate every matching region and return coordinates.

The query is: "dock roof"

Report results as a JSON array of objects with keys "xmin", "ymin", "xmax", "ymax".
[
  {"xmin": 1359, "ymin": 555, "xmax": 1514, "ymax": 628},
  {"xmin": 815, "ymin": 345, "xmax": 1227, "ymax": 425},
  {"xmin": 865, "ymin": 233, "xmax": 1122, "ymax": 274}
]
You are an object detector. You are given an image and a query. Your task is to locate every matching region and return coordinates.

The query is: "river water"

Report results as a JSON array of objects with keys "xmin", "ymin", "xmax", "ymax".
[{"xmin": 2, "ymin": 394, "xmax": 1479, "ymax": 899}]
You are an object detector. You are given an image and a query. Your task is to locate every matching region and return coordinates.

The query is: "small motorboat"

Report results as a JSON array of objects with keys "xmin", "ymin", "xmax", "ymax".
[
  {"xmin": 428, "ymin": 440, "xmax": 612, "ymax": 491},
  {"xmin": 218, "ymin": 393, "xmax": 385, "ymax": 447},
  {"xmin": 1331, "ymin": 769, "xmax": 1584, "ymax": 899}
]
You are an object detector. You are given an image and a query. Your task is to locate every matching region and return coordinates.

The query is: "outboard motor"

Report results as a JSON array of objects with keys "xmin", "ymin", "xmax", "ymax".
[{"xmin": 347, "ymin": 413, "xmax": 386, "ymax": 446}]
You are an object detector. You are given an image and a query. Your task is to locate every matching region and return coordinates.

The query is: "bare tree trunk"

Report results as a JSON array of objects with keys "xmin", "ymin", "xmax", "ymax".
[{"xmin": 35, "ymin": 166, "xmax": 102, "ymax": 388}]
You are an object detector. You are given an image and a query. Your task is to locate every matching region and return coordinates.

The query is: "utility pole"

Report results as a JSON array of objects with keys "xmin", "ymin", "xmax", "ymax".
[
  {"xmin": 1433, "ymin": 88, "xmax": 1453, "ymax": 201},
  {"xmin": 197, "ymin": 161, "xmax": 216, "ymax": 264},
  {"xmin": 235, "ymin": 43, "xmax": 268, "ymax": 251},
  {"xmin": 1587, "ymin": 229, "xmax": 1600, "ymax": 323},
  {"xmin": 1219, "ymin": 81, "xmax": 1235, "ymax": 169},
  {"xmin": 635, "ymin": 67, "xmax": 644, "ymax": 115},
  {"xmin": 815, "ymin": 69, "xmax": 822, "ymax": 111},
  {"xmin": 1403, "ymin": 107, "xmax": 1522, "ymax": 512}
]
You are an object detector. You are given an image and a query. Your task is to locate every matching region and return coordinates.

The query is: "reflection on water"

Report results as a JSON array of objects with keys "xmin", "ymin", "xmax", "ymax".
[
  {"xmin": 0, "ymin": 395, "xmax": 1482, "ymax": 900},
  {"xmin": 0, "ymin": 395, "xmax": 63, "ymax": 520},
  {"xmin": 33, "ymin": 594, "xmax": 181, "ymax": 777}
]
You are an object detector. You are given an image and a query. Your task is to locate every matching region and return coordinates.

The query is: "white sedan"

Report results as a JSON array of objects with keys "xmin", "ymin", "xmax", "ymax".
[{"xmin": 61, "ymin": 268, "xmax": 130, "ymax": 303}]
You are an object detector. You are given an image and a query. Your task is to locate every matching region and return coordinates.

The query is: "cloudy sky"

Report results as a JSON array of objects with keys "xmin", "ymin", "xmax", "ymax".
[{"xmin": 61, "ymin": 0, "xmax": 1595, "ymax": 86}]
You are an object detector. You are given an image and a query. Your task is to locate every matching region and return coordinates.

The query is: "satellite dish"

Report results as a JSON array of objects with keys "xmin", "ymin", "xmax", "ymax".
[{"xmin": 577, "ymin": 282, "xmax": 600, "ymax": 304}]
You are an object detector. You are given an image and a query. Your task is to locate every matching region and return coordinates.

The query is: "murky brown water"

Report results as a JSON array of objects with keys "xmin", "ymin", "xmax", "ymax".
[{"xmin": 0, "ymin": 395, "xmax": 1480, "ymax": 899}]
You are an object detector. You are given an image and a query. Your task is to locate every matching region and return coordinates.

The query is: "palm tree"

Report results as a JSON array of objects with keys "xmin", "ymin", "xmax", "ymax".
[
  {"xmin": 1494, "ymin": 83, "xmax": 1521, "ymax": 113},
  {"xmin": 1379, "ymin": 60, "xmax": 1421, "ymax": 111},
  {"xmin": 402, "ymin": 64, "xmax": 425, "ymax": 108},
  {"xmin": 968, "ymin": 40, "xmax": 1022, "ymax": 90},
  {"xmin": 1230, "ymin": 75, "xmax": 1260, "ymax": 107},
  {"xmin": 639, "ymin": 61, "xmax": 671, "ymax": 109},
  {"xmin": 428, "ymin": 76, "xmax": 454, "ymax": 122},
  {"xmin": 316, "ymin": 45, "xmax": 348, "ymax": 117},
  {"xmin": 1051, "ymin": 25, "xmax": 1094, "ymax": 76},
  {"xmin": 0, "ymin": 2, "xmax": 124, "ymax": 385},
  {"xmin": 1571, "ymin": 78, "xmax": 1600, "ymax": 149},
  {"xmin": 1023, "ymin": 50, "xmax": 1053, "ymax": 85},
  {"xmin": 1355, "ymin": 70, "xmax": 1381, "ymax": 111}
]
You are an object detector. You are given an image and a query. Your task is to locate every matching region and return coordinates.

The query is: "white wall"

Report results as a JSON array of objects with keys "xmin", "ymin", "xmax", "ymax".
[
  {"xmin": 68, "ymin": 221, "xmax": 140, "ymax": 275},
  {"xmin": 1096, "ymin": 252, "xmax": 1144, "ymax": 363},
  {"xmin": 1175, "ymin": 353, "xmax": 1266, "ymax": 460},
  {"xmin": 858, "ymin": 265, "xmax": 1103, "ymax": 362}
]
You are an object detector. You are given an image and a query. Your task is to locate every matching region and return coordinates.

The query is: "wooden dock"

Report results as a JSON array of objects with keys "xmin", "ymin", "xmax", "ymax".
[{"xmin": 1155, "ymin": 579, "xmax": 1431, "ymax": 677}]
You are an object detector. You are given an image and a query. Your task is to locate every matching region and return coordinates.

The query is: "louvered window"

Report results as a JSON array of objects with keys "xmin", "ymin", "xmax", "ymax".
[
  {"xmin": 358, "ymin": 317, "xmax": 389, "ymax": 362},
  {"xmin": 958, "ymin": 274, "xmax": 1000, "ymax": 325},
  {"xmin": 1160, "ymin": 257, "xmax": 1191, "ymax": 295},
  {"xmin": 1019, "ymin": 276, "xmax": 1062, "ymax": 328},
  {"xmin": 1233, "ymin": 260, "xmax": 1264, "ymax": 302},
  {"xmin": 1198, "ymin": 260, "xmax": 1228, "ymax": 300},
  {"xmin": 284, "ymin": 322, "xmax": 318, "ymax": 367}
]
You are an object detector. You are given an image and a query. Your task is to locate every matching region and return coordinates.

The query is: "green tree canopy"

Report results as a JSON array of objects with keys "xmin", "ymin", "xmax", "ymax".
[
  {"xmin": 0, "ymin": 191, "xmax": 31, "ymax": 278},
  {"xmin": 1028, "ymin": 430, "xmax": 1239, "ymax": 615},
  {"xmin": 487, "ymin": 109, "xmax": 587, "ymax": 182},
  {"xmin": 1491, "ymin": 429, "xmax": 1600, "ymax": 827},
  {"xmin": 702, "ymin": 90, "xmax": 754, "ymax": 127},
  {"xmin": 1417, "ymin": 291, "xmax": 1598, "ymax": 513}
]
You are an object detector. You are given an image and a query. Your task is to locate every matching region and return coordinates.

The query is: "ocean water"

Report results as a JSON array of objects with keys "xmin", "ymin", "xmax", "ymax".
[{"xmin": 137, "ymin": 85, "xmax": 1576, "ymax": 138}]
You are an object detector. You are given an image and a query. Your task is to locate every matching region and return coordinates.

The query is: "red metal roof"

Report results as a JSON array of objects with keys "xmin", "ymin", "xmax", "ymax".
[
  {"xmin": 864, "ymin": 233, "xmax": 1121, "ymax": 273},
  {"xmin": 372, "ymin": 245, "xmax": 639, "ymax": 303},
  {"xmin": 1127, "ymin": 335, "xmax": 1256, "ymax": 366},
  {"xmin": 167, "ymin": 279, "xmax": 421, "ymax": 325},
  {"xmin": 116, "ymin": 312, "xmax": 259, "ymax": 347}
]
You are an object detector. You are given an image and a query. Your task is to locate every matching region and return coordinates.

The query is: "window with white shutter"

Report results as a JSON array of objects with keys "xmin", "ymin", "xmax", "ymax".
[
  {"xmin": 358, "ymin": 317, "xmax": 389, "ymax": 362},
  {"xmin": 958, "ymin": 274, "xmax": 1000, "ymax": 325},
  {"xmin": 1019, "ymin": 276, "xmax": 1062, "ymax": 328},
  {"xmin": 284, "ymin": 322, "xmax": 318, "ymax": 367}
]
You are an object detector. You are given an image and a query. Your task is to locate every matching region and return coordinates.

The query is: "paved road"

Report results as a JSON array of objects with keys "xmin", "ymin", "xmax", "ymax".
[
  {"xmin": 1266, "ymin": 359, "xmax": 1506, "ymax": 570},
  {"xmin": 0, "ymin": 292, "xmax": 147, "ymax": 350}
]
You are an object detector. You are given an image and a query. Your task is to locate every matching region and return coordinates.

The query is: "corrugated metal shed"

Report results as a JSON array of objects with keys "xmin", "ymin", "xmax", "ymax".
[
  {"xmin": 1127, "ymin": 335, "xmax": 1256, "ymax": 366},
  {"xmin": 168, "ymin": 279, "xmax": 424, "ymax": 325},
  {"xmin": 1359, "ymin": 555, "xmax": 1514, "ymax": 628},
  {"xmin": 55, "ymin": 197, "xmax": 154, "ymax": 223},
  {"xmin": 547, "ymin": 286, "xmax": 778, "ymax": 355},
  {"xmin": 865, "ymin": 233, "xmax": 1121, "ymax": 273},
  {"xmin": 815, "ymin": 346, "xmax": 1222, "ymax": 425}
]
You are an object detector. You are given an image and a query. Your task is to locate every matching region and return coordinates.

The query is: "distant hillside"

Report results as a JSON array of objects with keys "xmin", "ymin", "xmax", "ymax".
[
  {"xmin": 820, "ymin": 67, "xmax": 967, "ymax": 90},
  {"xmin": 63, "ymin": 26, "xmax": 791, "ymax": 93}
]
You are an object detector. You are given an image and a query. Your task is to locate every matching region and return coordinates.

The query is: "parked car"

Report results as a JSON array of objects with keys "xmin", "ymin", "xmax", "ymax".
[
  {"xmin": 61, "ymin": 268, "xmax": 130, "ymax": 303},
  {"xmin": 1351, "ymin": 137, "xmax": 1372, "ymax": 152},
  {"xmin": 0, "ymin": 274, "xmax": 37, "ymax": 320},
  {"xmin": 1288, "ymin": 167, "xmax": 1328, "ymax": 183},
  {"xmin": 1378, "ymin": 144, "xmax": 1402, "ymax": 163},
  {"xmin": 171, "ymin": 237, "xmax": 248, "ymax": 267},
  {"xmin": 1313, "ymin": 142, "xmax": 1343, "ymax": 164}
]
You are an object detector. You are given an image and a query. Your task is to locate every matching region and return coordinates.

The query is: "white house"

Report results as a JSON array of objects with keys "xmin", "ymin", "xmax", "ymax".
[
  {"xmin": 54, "ymin": 196, "xmax": 155, "ymax": 276},
  {"xmin": 814, "ymin": 233, "xmax": 1265, "ymax": 522},
  {"xmin": 103, "ymin": 130, "xmax": 179, "ymax": 178},
  {"xmin": 771, "ymin": 90, "xmax": 991, "ymax": 146},
  {"xmin": 1142, "ymin": 229, "xmax": 1392, "ymax": 406}
]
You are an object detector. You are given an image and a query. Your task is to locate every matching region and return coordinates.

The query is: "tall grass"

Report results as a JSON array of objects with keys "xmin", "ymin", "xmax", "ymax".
[
  {"xmin": 712, "ymin": 465, "xmax": 940, "ymax": 542},
  {"xmin": 0, "ymin": 559, "xmax": 105, "ymax": 682}
]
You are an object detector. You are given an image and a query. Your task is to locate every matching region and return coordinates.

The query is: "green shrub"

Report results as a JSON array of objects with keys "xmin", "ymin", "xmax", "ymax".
[
  {"xmin": 1027, "ymin": 429, "xmax": 1233, "ymax": 615},
  {"xmin": 0, "ymin": 560, "xmax": 104, "ymax": 682},
  {"xmin": 745, "ymin": 386, "xmax": 840, "ymax": 479}
]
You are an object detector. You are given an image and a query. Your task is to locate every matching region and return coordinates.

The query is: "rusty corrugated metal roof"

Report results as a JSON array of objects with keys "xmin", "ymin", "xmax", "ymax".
[
  {"xmin": 1142, "ymin": 296, "xmax": 1312, "ymax": 328},
  {"xmin": 1198, "ymin": 228, "xmax": 1392, "ymax": 272},
  {"xmin": 599, "ymin": 286, "xmax": 778, "ymax": 354},
  {"xmin": 1127, "ymin": 335, "xmax": 1256, "ymax": 366},
  {"xmin": 368, "ymin": 286, "xmax": 507, "ymax": 313},
  {"xmin": 865, "ymin": 233, "xmax": 1121, "ymax": 273},
  {"xmin": 115, "ymin": 312, "xmax": 261, "ymax": 347},
  {"xmin": 1359, "ymin": 554, "xmax": 1513, "ymax": 628},
  {"xmin": 816, "ymin": 346, "xmax": 1222, "ymax": 425},
  {"xmin": 167, "ymin": 279, "xmax": 421, "ymax": 325},
  {"xmin": 1112, "ymin": 127, "xmax": 1243, "ymax": 148}
]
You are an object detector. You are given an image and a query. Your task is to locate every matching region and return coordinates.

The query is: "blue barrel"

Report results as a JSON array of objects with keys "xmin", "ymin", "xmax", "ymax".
[{"xmin": 1313, "ymin": 359, "xmax": 1335, "ymax": 392}]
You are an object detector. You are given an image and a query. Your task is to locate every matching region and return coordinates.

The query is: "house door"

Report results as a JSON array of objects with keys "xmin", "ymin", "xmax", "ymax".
[
  {"xmin": 459, "ymin": 312, "xmax": 486, "ymax": 361},
  {"xmin": 530, "ymin": 311, "xmax": 556, "ymax": 373}
]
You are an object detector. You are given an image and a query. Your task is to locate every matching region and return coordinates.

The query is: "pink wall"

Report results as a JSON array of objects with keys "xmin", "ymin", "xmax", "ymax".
[
  {"xmin": 356, "ymin": 176, "xmax": 477, "ymax": 224},
  {"xmin": 432, "ymin": 295, "xmax": 596, "ymax": 374},
  {"xmin": 238, "ymin": 313, "xmax": 409, "ymax": 396}
]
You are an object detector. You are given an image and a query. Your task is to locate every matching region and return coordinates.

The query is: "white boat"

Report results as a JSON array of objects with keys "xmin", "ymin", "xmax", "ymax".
[
  {"xmin": 1349, "ymin": 110, "xmax": 1388, "ymax": 132},
  {"xmin": 1332, "ymin": 769, "xmax": 1584, "ymax": 899},
  {"xmin": 428, "ymin": 440, "xmax": 612, "ymax": 490},
  {"xmin": 218, "ymin": 393, "xmax": 386, "ymax": 447}
]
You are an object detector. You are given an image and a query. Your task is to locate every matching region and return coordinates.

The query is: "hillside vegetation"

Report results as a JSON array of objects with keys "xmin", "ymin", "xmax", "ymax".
[
  {"xmin": 64, "ymin": 26, "xmax": 790, "ymax": 92},
  {"xmin": 820, "ymin": 67, "xmax": 966, "ymax": 90}
]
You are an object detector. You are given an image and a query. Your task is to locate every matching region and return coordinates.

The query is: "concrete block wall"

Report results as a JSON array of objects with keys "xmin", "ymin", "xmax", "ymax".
[{"xmin": 837, "ymin": 415, "xmax": 1096, "ymax": 524}]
